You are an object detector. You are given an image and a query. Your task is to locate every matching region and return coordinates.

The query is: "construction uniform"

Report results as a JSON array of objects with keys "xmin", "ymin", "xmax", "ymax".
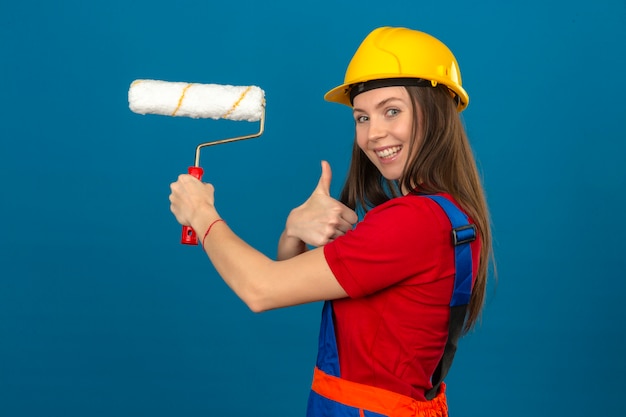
[{"xmin": 307, "ymin": 195, "xmax": 477, "ymax": 417}]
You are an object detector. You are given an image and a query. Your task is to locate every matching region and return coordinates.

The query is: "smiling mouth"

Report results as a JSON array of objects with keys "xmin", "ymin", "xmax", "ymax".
[{"xmin": 375, "ymin": 146, "xmax": 402, "ymax": 159}]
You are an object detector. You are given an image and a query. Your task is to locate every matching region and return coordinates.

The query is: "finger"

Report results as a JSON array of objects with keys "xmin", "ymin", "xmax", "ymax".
[
  {"xmin": 331, "ymin": 228, "xmax": 346, "ymax": 240},
  {"xmin": 335, "ymin": 217, "xmax": 355, "ymax": 234},
  {"xmin": 339, "ymin": 206, "xmax": 359, "ymax": 225},
  {"xmin": 315, "ymin": 160, "xmax": 332, "ymax": 196}
]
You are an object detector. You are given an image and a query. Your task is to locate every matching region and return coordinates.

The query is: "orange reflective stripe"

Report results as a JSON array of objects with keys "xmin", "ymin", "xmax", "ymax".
[{"xmin": 311, "ymin": 367, "xmax": 448, "ymax": 417}]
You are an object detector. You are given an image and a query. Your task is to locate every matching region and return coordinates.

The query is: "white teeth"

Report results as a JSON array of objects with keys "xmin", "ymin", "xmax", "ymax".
[{"xmin": 376, "ymin": 146, "xmax": 401, "ymax": 158}]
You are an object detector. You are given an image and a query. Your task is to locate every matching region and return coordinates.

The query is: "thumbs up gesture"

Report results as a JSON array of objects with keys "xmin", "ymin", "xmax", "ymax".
[{"xmin": 282, "ymin": 161, "xmax": 358, "ymax": 249}]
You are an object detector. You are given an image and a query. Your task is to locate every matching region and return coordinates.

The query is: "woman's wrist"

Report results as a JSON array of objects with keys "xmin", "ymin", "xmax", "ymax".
[
  {"xmin": 277, "ymin": 229, "xmax": 306, "ymax": 260},
  {"xmin": 191, "ymin": 205, "xmax": 221, "ymax": 237},
  {"xmin": 202, "ymin": 218, "xmax": 226, "ymax": 249}
]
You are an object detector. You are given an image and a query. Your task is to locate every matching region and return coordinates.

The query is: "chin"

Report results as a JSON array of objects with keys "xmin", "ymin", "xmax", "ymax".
[{"xmin": 379, "ymin": 169, "xmax": 403, "ymax": 182}]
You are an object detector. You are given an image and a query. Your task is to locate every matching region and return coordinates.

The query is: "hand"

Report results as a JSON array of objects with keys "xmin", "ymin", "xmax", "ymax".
[
  {"xmin": 169, "ymin": 174, "xmax": 216, "ymax": 227},
  {"xmin": 285, "ymin": 161, "xmax": 358, "ymax": 247}
]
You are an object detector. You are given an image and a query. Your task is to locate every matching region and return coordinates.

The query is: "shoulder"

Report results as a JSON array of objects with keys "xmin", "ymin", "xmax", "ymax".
[
  {"xmin": 334, "ymin": 193, "xmax": 457, "ymax": 260},
  {"xmin": 363, "ymin": 193, "xmax": 456, "ymax": 232}
]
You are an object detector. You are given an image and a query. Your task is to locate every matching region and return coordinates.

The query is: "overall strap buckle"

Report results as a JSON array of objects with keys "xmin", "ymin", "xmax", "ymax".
[{"xmin": 452, "ymin": 224, "xmax": 476, "ymax": 246}]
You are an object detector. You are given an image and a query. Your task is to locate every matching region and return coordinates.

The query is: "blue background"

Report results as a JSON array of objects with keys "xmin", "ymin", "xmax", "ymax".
[{"xmin": 1, "ymin": 0, "xmax": 625, "ymax": 416}]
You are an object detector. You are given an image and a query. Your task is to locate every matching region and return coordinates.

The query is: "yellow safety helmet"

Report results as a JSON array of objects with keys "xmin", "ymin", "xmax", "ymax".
[{"xmin": 325, "ymin": 27, "xmax": 469, "ymax": 111}]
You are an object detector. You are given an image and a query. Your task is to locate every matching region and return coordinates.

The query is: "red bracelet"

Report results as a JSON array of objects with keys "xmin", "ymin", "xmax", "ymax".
[{"xmin": 202, "ymin": 219, "xmax": 225, "ymax": 249}]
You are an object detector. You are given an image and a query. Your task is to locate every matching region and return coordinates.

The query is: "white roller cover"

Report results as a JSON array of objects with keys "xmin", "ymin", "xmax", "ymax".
[{"xmin": 129, "ymin": 79, "xmax": 265, "ymax": 122}]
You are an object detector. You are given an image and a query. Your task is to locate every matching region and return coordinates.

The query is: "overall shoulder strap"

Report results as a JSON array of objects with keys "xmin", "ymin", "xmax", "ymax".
[{"xmin": 421, "ymin": 195, "xmax": 476, "ymax": 400}]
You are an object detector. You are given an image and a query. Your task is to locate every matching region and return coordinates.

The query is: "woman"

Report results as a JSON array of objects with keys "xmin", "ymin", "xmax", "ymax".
[{"xmin": 170, "ymin": 26, "xmax": 493, "ymax": 417}]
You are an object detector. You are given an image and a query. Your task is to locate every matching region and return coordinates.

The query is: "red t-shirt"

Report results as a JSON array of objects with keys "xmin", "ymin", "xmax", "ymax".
[{"xmin": 323, "ymin": 192, "xmax": 480, "ymax": 401}]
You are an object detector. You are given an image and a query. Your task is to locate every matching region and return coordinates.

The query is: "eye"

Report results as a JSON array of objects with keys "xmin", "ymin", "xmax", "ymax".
[
  {"xmin": 386, "ymin": 108, "xmax": 400, "ymax": 117},
  {"xmin": 354, "ymin": 114, "xmax": 369, "ymax": 123}
]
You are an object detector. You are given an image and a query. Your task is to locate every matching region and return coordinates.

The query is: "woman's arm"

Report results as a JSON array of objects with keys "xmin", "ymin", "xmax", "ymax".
[
  {"xmin": 200, "ymin": 213, "xmax": 347, "ymax": 312},
  {"xmin": 169, "ymin": 168, "xmax": 350, "ymax": 312}
]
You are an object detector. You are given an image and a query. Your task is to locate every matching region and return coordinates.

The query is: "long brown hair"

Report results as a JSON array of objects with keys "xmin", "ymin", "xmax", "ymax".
[{"xmin": 339, "ymin": 84, "xmax": 493, "ymax": 332}]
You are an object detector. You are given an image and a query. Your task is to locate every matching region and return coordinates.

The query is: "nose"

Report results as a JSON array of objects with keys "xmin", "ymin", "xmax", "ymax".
[{"xmin": 367, "ymin": 116, "xmax": 386, "ymax": 142}]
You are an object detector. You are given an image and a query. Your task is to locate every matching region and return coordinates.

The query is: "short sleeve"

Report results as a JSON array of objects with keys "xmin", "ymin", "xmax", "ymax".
[{"xmin": 323, "ymin": 196, "xmax": 453, "ymax": 298}]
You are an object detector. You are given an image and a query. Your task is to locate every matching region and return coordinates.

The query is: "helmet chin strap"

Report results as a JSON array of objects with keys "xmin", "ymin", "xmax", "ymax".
[
  {"xmin": 348, "ymin": 77, "xmax": 433, "ymax": 104},
  {"xmin": 348, "ymin": 77, "xmax": 461, "ymax": 107}
]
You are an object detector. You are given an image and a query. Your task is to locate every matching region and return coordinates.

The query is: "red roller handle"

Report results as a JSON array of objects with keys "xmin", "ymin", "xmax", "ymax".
[{"xmin": 181, "ymin": 166, "xmax": 205, "ymax": 245}]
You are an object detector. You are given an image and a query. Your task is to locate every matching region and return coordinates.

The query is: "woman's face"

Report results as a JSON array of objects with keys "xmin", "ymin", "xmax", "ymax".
[{"xmin": 352, "ymin": 86, "xmax": 420, "ymax": 184}]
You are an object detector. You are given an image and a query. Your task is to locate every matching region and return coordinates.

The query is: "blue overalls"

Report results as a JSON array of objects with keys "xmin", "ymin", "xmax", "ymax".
[{"xmin": 306, "ymin": 195, "xmax": 476, "ymax": 417}]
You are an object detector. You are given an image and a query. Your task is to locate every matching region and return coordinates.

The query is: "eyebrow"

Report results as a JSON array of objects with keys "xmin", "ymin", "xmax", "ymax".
[{"xmin": 352, "ymin": 97, "xmax": 404, "ymax": 113}]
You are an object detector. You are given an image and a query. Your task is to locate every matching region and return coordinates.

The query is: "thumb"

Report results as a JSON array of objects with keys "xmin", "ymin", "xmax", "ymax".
[{"xmin": 315, "ymin": 160, "xmax": 332, "ymax": 195}]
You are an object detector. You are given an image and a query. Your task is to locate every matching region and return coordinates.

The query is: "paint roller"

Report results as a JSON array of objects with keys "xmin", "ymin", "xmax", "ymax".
[{"xmin": 128, "ymin": 79, "xmax": 266, "ymax": 245}]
